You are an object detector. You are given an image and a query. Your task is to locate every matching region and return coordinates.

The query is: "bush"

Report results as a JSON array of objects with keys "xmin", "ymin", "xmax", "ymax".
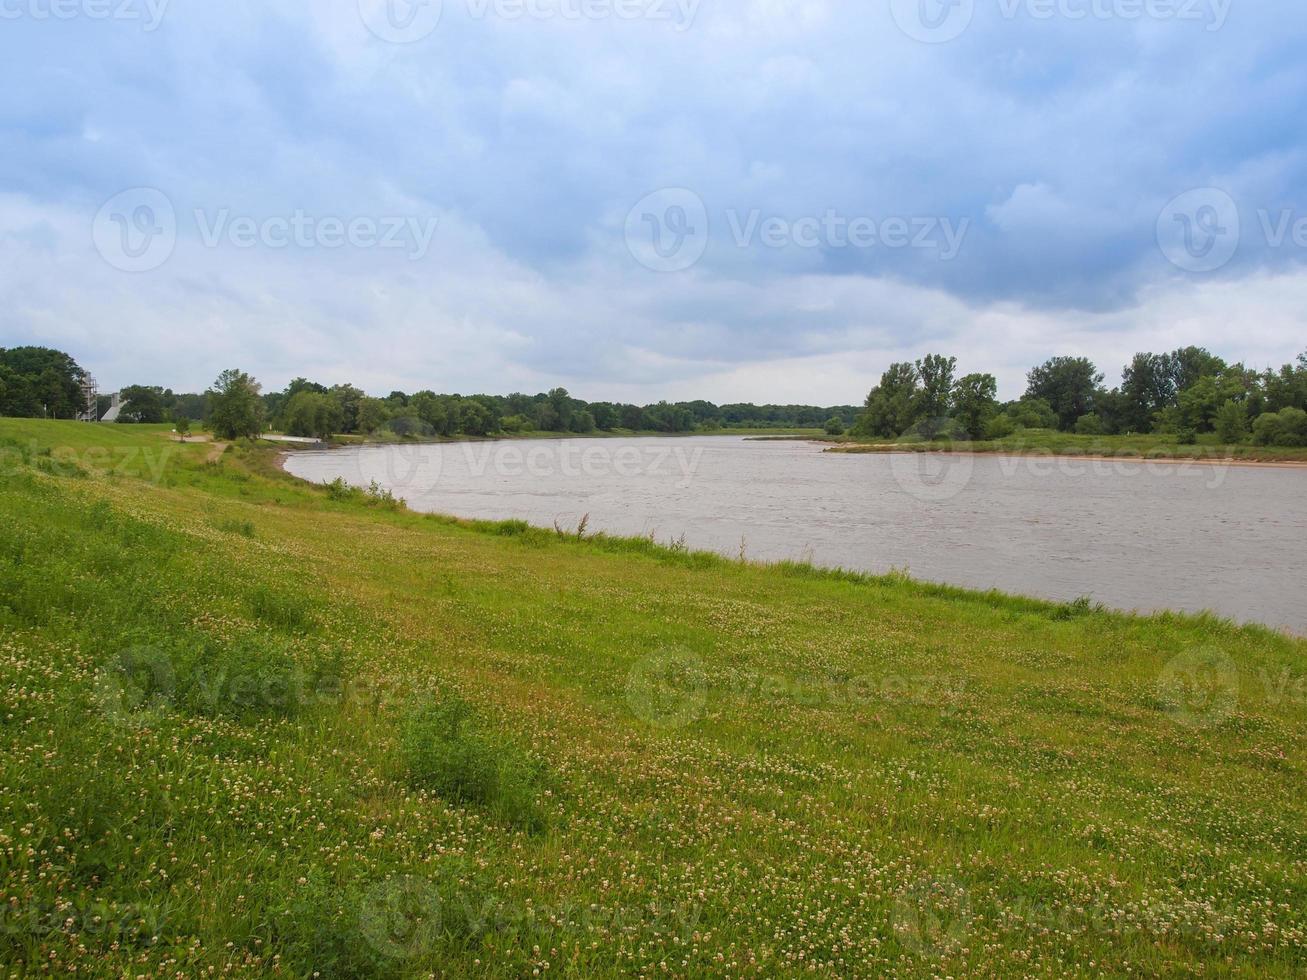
[
  {"xmin": 984, "ymin": 414, "xmax": 1016, "ymax": 440},
  {"xmin": 1213, "ymin": 400, "xmax": 1248, "ymax": 444},
  {"xmin": 1252, "ymin": 407, "xmax": 1307, "ymax": 447},
  {"xmin": 400, "ymin": 695, "xmax": 548, "ymax": 830},
  {"xmin": 823, "ymin": 417, "xmax": 845, "ymax": 436},
  {"xmin": 1008, "ymin": 397, "xmax": 1058, "ymax": 431},
  {"xmin": 1074, "ymin": 413, "xmax": 1106, "ymax": 436}
]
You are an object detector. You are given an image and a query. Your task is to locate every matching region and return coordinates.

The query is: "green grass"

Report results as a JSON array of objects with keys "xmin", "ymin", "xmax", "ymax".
[
  {"xmin": 0, "ymin": 419, "xmax": 1304, "ymax": 976},
  {"xmin": 835, "ymin": 428, "xmax": 1307, "ymax": 462}
]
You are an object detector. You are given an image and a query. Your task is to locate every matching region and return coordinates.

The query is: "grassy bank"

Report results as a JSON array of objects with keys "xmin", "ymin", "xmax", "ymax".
[
  {"xmin": 832, "ymin": 429, "xmax": 1307, "ymax": 463},
  {"xmin": 0, "ymin": 419, "xmax": 1304, "ymax": 976}
]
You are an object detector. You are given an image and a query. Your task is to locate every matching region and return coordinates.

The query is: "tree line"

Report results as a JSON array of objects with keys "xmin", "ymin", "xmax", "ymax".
[
  {"xmin": 852, "ymin": 348, "xmax": 1307, "ymax": 447},
  {"xmin": 210, "ymin": 376, "xmax": 861, "ymax": 441},
  {"xmin": 8, "ymin": 344, "xmax": 1306, "ymax": 446},
  {"xmin": 0, "ymin": 347, "xmax": 859, "ymax": 439}
]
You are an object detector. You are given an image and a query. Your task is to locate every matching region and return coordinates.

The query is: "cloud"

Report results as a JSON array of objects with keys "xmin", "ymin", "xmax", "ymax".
[{"xmin": 1, "ymin": 1, "xmax": 1305, "ymax": 400}]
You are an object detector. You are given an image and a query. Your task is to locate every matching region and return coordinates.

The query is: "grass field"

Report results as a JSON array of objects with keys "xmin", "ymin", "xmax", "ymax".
[
  {"xmin": 0, "ymin": 419, "xmax": 1304, "ymax": 977},
  {"xmin": 833, "ymin": 429, "xmax": 1307, "ymax": 464}
]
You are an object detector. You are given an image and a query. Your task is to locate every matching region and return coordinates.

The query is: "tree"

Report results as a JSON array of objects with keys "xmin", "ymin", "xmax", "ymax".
[
  {"xmin": 1263, "ymin": 356, "xmax": 1307, "ymax": 413},
  {"xmin": 356, "ymin": 397, "xmax": 390, "ymax": 435},
  {"xmin": 0, "ymin": 347, "xmax": 87, "ymax": 418},
  {"xmin": 174, "ymin": 416, "xmax": 192, "ymax": 440},
  {"xmin": 589, "ymin": 402, "xmax": 619, "ymax": 431},
  {"xmin": 852, "ymin": 362, "xmax": 919, "ymax": 438},
  {"xmin": 1213, "ymin": 400, "xmax": 1248, "ymax": 444},
  {"xmin": 950, "ymin": 373, "xmax": 997, "ymax": 440},
  {"xmin": 914, "ymin": 354, "xmax": 957, "ymax": 424},
  {"xmin": 330, "ymin": 384, "xmax": 366, "ymax": 434},
  {"xmin": 459, "ymin": 400, "xmax": 497, "ymax": 437},
  {"xmin": 619, "ymin": 404, "xmax": 645, "ymax": 430},
  {"xmin": 542, "ymin": 388, "xmax": 573, "ymax": 432},
  {"xmin": 117, "ymin": 385, "xmax": 165, "ymax": 424},
  {"xmin": 283, "ymin": 391, "xmax": 342, "ymax": 440},
  {"xmin": 824, "ymin": 417, "xmax": 845, "ymax": 436},
  {"xmin": 568, "ymin": 410, "xmax": 597, "ymax": 434},
  {"xmin": 1025, "ymin": 357, "xmax": 1104, "ymax": 430},
  {"xmin": 208, "ymin": 369, "xmax": 265, "ymax": 440},
  {"xmin": 1119, "ymin": 353, "xmax": 1175, "ymax": 433},
  {"xmin": 1167, "ymin": 346, "xmax": 1225, "ymax": 393}
]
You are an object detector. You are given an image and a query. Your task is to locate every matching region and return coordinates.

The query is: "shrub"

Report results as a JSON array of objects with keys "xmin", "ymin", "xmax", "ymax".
[
  {"xmin": 400, "ymin": 695, "xmax": 548, "ymax": 830},
  {"xmin": 1074, "ymin": 413, "xmax": 1106, "ymax": 436},
  {"xmin": 1252, "ymin": 407, "xmax": 1307, "ymax": 447},
  {"xmin": 1213, "ymin": 399, "xmax": 1248, "ymax": 444},
  {"xmin": 984, "ymin": 414, "xmax": 1016, "ymax": 440},
  {"xmin": 823, "ymin": 417, "xmax": 845, "ymax": 436}
]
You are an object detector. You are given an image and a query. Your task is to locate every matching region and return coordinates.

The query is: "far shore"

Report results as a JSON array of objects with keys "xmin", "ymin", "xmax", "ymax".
[{"xmin": 827, "ymin": 443, "xmax": 1307, "ymax": 469}]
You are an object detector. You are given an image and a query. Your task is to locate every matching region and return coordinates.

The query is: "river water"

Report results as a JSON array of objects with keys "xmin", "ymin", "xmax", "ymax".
[{"xmin": 284, "ymin": 436, "xmax": 1307, "ymax": 632}]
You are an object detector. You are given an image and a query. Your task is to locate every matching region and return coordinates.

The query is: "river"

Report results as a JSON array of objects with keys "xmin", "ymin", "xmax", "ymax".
[{"xmin": 284, "ymin": 436, "xmax": 1307, "ymax": 632}]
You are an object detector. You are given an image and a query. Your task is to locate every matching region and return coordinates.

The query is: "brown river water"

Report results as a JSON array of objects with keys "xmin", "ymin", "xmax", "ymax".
[{"xmin": 284, "ymin": 436, "xmax": 1307, "ymax": 633}]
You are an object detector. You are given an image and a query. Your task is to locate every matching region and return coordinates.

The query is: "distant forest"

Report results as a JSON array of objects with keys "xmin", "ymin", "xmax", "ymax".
[
  {"xmin": 0, "ymin": 347, "xmax": 859, "ymax": 437},
  {"xmin": 4, "ymin": 344, "xmax": 1305, "ymax": 447},
  {"xmin": 851, "ymin": 347, "xmax": 1307, "ymax": 447}
]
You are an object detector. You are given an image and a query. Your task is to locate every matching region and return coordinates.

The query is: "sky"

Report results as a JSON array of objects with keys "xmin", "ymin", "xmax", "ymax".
[{"xmin": 0, "ymin": 0, "xmax": 1305, "ymax": 404}]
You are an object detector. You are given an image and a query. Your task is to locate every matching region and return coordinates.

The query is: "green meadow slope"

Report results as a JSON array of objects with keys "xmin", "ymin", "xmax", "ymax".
[{"xmin": 0, "ymin": 420, "xmax": 1303, "ymax": 977}]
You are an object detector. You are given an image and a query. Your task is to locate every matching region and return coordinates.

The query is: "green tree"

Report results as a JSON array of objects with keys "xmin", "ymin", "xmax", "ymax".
[
  {"xmin": 589, "ymin": 402, "xmax": 619, "ymax": 431},
  {"xmin": 174, "ymin": 415, "xmax": 192, "ymax": 440},
  {"xmin": 1119, "ymin": 353, "xmax": 1174, "ymax": 433},
  {"xmin": 283, "ymin": 391, "xmax": 342, "ymax": 439},
  {"xmin": 459, "ymin": 400, "xmax": 497, "ymax": 437},
  {"xmin": 824, "ymin": 417, "xmax": 845, "ymax": 436},
  {"xmin": 208, "ymin": 369, "xmax": 265, "ymax": 440},
  {"xmin": 950, "ymin": 373, "xmax": 997, "ymax": 440},
  {"xmin": 117, "ymin": 385, "xmax": 166, "ymax": 424},
  {"xmin": 568, "ymin": 409, "xmax": 597, "ymax": 434},
  {"xmin": 0, "ymin": 346, "xmax": 87, "ymax": 418},
  {"xmin": 852, "ymin": 362, "xmax": 919, "ymax": 438},
  {"xmin": 1025, "ymin": 357, "xmax": 1104, "ymax": 430},
  {"xmin": 619, "ymin": 404, "xmax": 645, "ymax": 430},
  {"xmin": 1167, "ymin": 346, "xmax": 1226, "ymax": 393},
  {"xmin": 914, "ymin": 354, "xmax": 957, "ymax": 424},
  {"xmin": 330, "ymin": 384, "xmax": 366, "ymax": 434},
  {"xmin": 356, "ymin": 397, "xmax": 390, "ymax": 435},
  {"xmin": 1213, "ymin": 400, "xmax": 1248, "ymax": 444}
]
